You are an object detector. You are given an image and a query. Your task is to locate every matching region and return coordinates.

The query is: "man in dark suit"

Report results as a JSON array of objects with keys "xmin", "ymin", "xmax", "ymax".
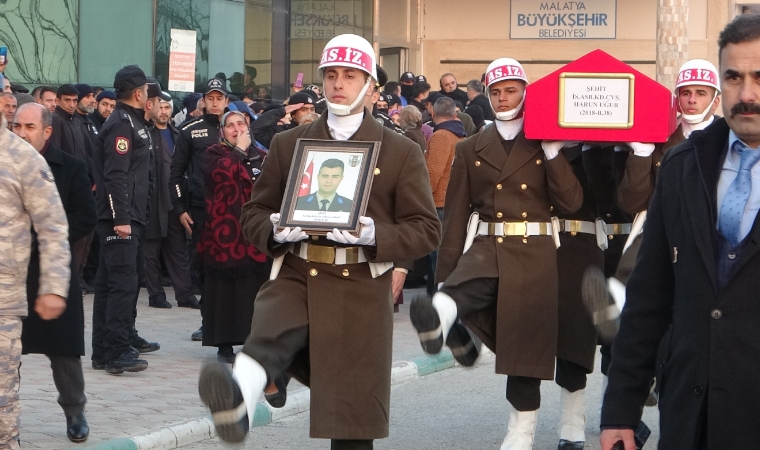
[
  {"xmin": 12, "ymin": 102, "xmax": 96, "ymax": 443},
  {"xmin": 600, "ymin": 14, "xmax": 760, "ymax": 450},
  {"xmin": 295, "ymin": 158, "xmax": 354, "ymax": 212}
]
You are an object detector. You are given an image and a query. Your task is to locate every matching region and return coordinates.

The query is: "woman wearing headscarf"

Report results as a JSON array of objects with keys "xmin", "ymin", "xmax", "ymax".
[
  {"xmin": 199, "ymin": 110, "xmax": 271, "ymax": 363},
  {"xmin": 400, "ymin": 105, "xmax": 427, "ymax": 154}
]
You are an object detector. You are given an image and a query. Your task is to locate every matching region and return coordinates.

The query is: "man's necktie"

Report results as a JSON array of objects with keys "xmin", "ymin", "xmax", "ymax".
[
  {"xmin": 718, "ymin": 141, "xmax": 760, "ymax": 246},
  {"xmin": 320, "ymin": 199, "xmax": 329, "ymax": 211}
]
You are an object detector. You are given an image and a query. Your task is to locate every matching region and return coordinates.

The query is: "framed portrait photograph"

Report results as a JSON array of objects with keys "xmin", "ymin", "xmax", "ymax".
[{"xmin": 278, "ymin": 139, "xmax": 381, "ymax": 235}]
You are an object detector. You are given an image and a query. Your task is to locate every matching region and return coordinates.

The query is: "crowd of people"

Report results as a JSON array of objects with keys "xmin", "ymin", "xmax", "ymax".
[{"xmin": 2, "ymin": 12, "xmax": 760, "ymax": 450}]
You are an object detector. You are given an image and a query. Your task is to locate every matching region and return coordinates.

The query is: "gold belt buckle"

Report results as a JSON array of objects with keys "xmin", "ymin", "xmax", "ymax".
[
  {"xmin": 306, "ymin": 245, "xmax": 335, "ymax": 264},
  {"xmin": 502, "ymin": 221, "xmax": 528, "ymax": 237}
]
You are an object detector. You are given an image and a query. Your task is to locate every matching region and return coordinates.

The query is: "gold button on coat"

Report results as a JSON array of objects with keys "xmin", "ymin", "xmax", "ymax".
[
  {"xmin": 608, "ymin": 235, "xmax": 614, "ymax": 240},
  {"xmin": 496, "ymin": 183, "xmax": 503, "ymax": 190},
  {"xmin": 310, "ymin": 268, "xmax": 318, "ymax": 276},
  {"xmin": 520, "ymin": 184, "xmax": 527, "ymax": 190},
  {"xmin": 475, "ymin": 160, "xmax": 481, "ymax": 166},
  {"xmin": 496, "ymin": 212, "xmax": 503, "ymax": 218},
  {"xmin": 522, "ymin": 238, "xmax": 528, "ymax": 244},
  {"xmin": 374, "ymin": 168, "xmax": 381, "ymax": 175},
  {"xmin": 570, "ymin": 231, "xmax": 577, "ymax": 236},
  {"xmin": 550, "ymin": 206, "xmax": 554, "ymax": 211},
  {"xmin": 521, "ymin": 212, "xmax": 528, "ymax": 218},
  {"xmin": 496, "ymin": 237, "xmax": 504, "ymax": 243},
  {"xmin": 536, "ymin": 159, "xmax": 542, "ymax": 165},
  {"xmin": 342, "ymin": 269, "xmax": 350, "ymax": 277},
  {"xmin": 656, "ymin": 162, "xmax": 661, "ymax": 167},
  {"xmin": 312, "ymin": 235, "xmax": 319, "ymax": 241}
]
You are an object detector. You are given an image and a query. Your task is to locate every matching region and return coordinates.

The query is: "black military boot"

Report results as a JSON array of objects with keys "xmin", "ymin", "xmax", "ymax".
[
  {"xmin": 199, "ymin": 359, "xmax": 249, "ymax": 443},
  {"xmin": 191, "ymin": 326, "xmax": 203, "ymax": 342},
  {"xmin": 105, "ymin": 351, "xmax": 148, "ymax": 374},
  {"xmin": 66, "ymin": 413, "xmax": 89, "ymax": 443},
  {"xmin": 130, "ymin": 334, "xmax": 160, "ymax": 353},
  {"xmin": 410, "ymin": 294, "xmax": 444, "ymax": 354},
  {"xmin": 149, "ymin": 294, "xmax": 172, "ymax": 309},
  {"xmin": 446, "ymin": 321, "xmax": 479, "ymax": 367},
  {"xmin": 264, "ymin": 374, "xmax": 289, "ymax": 408}
]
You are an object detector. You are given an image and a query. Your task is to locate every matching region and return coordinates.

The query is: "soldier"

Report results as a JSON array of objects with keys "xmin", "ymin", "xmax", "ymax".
[
  {"xmin": 410, "ymin": 57, "xmax": 583, "ymax": 449},
  {"xmin": 198, "ymin": 33, "xmax": 441, "ymax": 449},
  {"xmin": 0, "ymin": 115, "xmax": 70, "ymax": 449}
]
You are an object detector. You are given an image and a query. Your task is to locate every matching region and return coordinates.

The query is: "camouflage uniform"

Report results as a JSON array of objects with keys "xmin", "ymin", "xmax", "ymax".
[{"xmin": 0, "ymin": 117, "xmax": 71, "ymax": 448}]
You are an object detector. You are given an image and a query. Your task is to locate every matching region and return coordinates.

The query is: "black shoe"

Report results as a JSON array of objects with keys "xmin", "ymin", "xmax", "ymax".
[
  {"xmin": 178, "ymin": 297, "xmax": 201, "ymax": 309},
  {"xmin": 149, "ymin": 295, "xmax": 173, "ymax": 309},
  {"xmin": 581, "ymin": 266, "xmax": 619, "ymax": 345},
  {"xmin": 558, "ymin": 440, "xmax": 584, "ymax": 450},
  {"xmin": 92, "ymin": 360, "xmax": 105, "ymax": 370},
  {"xmin": 410, "ymin": 295, "xmax": 444, "ymax": 354},
  {"xmin": 66, "ymin": 413, "xmax": 89, "ymax": 443},
  {"xmin": 80, "ymin": 279, "xmax": 95, "ymax": 295},
  {"xmin": 217, "ymin": 345, "xmax": 236, "ymax": 364},
  {"xmin": 105, "ymin": 352, "xmax": 148, "ymax": 374},
  {"xmin": 446, "ymin": 321, "xmax": 479, "ymax": 367},
  {"xmin": 130, "ymin": 336, "xmax": 160, "ymax": 353},
  {"xmin": 264, "ymin": 374, "xmax": 289, "ymax": 408},
  {"xmin": 191, "ymin": 326, "xmax": 203, "ymax": 342},
  {"xmin": 198, "ymin": 359, "xmax": 249, "ymax": 443}
]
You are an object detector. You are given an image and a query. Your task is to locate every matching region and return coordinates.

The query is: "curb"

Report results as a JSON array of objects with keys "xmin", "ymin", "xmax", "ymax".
[{"xmin": 70, "ymin": 349, "xmax": 491, "ymax": 450}]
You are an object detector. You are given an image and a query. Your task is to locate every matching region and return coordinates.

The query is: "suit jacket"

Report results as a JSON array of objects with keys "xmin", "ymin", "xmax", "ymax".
[
  {"xmin": 23, "ymin": 143, "xmax": 96, "ymax": 355},
  {"xmin": 602, "ymin": 118, "xmax": 760, "ymax": 449},
  {"xmin": 239, "ymin": 109, "xmax": 440, "ymax": 439},
  {"xmin": 436, "ymin": 124, "xmax": 583, "ymax": 379},
  {"xmin": 294, "ymin": 193, "xmax": 353, "ymax": 212}
]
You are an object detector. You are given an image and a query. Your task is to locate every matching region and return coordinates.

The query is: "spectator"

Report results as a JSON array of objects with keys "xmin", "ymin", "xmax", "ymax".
[
  {"xmin": 439, "ymin": 73, "xmax": 469, "ymax": 107},
  {"xmin": 89, "ymin": 90, "xmax": 116, "ymax": 132},
  {"xmin": 389, "ymin": 108, "xmax": 401, "ymax": 127},
  {"xmin": 399, "ymin": 71, "xmax": 416, "ymax": 104},
  {"xmin": 298, "ymin": 112, "xmax": 319, "ymax": 125},
  {"xmin": 14, "ymin": 93, "xmax": 34, "ymax": 108},
  {"xmin": 0, "ymin": 113, "xmax": 70, "ymax": 450},
  {"xmin": 144, "ymin": 93, "xmax": 198, "ymax": 310},
  {"xmin": 199, "ymin": 110, "xmax": 270, "ymax": 363},
  {"xmin": 375, "ymin": 94, "xmax": 389, "ymax": 112},
  {"xmin": 30, "ymin": 86, "xmax": 44, "ymax": 102},
  {"xmin": 227, "ymin": 100, "xmax": 256, "ymax": 124},
  {"xmin": 465, "ymin": 78, "xmax": 495, "ymax": 121},
  {"xmin": 36, "ymin": 86, "xmax": 57, "ymax": 113},
  {"xmin": 400, "ymin": 105, "xmax": 427, "ymax": 154},
  {"xmin": 2, "ymin": 73, "xmax": 12, "ymax": 93},
  {"xmin": 173, "ymin": 92, "xmax": 203, "ymax": 127},
  {"xmin": 0, "ymin": 92, "xmax": 16, "ymax": 125},
  {"xmin": 12, "ymin": 103, "xmax": 95, "ymax": 444},
  {"xmin": 410, "ymin": 81, "xmax": 431, "ymax": 120},
  {"xmin": 92, "ymin": 86, "xmax": 105, "ymax": 97},
  {"xmin": 50, "ymin": 84, "xmax": 89, "ymax": 163},
  {"xmin": 251, "ymin": 100, "xmax": 304, "ymax": 149},
  {"xmin": 287, "ymin": 92, "xmax": 316, "ymax": 125},
  {"xmin": 466, "ymin": 104, "xmax": 487, "ymax": 133}
]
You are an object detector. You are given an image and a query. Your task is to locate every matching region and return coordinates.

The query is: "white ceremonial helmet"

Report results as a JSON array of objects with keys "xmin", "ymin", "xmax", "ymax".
[
  {"xmin": 484, "ymin": 58, "xmax": 528, "ymax": 121},
  {"xmin": 675, "ymin": 59, "xmax": 720, "ymax": 124},
  {"xmin": 318, "ymin": 34, "xmax": 377, "ymax": 116}
]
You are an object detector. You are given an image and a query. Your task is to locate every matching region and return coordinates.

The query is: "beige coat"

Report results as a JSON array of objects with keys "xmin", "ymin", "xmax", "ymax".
[
  {"xmin": 436, "ymin": 125, "xmax": 582, "ymax": 380},
  {"xmin": 239, "ymin": 110, "xmax": 441, "ymax": 439}
]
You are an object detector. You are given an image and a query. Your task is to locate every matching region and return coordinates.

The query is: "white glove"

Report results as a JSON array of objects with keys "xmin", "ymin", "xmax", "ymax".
[
  {"xmin": 541, "ymin": 141, "xmax": 579, "ymax": 160},
  {"xmin": 270, "ymin": 213, "xmax": 308, "ymax": 243},
  {"xmin": 627, "ymin": 142, "xmax": 655, "ymax": 157},
  {"xmin": 326, "ymin": 216, "xmax": 376, "ymax": 246}
]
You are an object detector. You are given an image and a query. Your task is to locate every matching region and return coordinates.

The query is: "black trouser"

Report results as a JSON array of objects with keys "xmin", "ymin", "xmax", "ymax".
[
  {"xmin": 47, "ymin": 355, "xmax": 86, "ymax": 416},
  {"xmin": 92, "ymin": 220, "xmax": 143, "ymax": 362},
  {"xmin": 441, "ymin": 278, "xmax": 542, "ymax": 411},
  {"xmin": 426, "ymin": 208, "xmax": 445, "ymax": 296},
  {"xmin": 556, "ymin": 358, "xmax": 588, "ymax": 393},
  {"xmin": 331, "ymin": 439, "xmax": 373, "ymax": 450},
  {"xmin": 144, "ymin": 213, "xmax": 194, "ymax": 304},
  {"xmin": 129, "ymin": 230, "xmax": 147, "ymax": 340},
  {"xmin": 188, "ymin": 205, "xmax": 206, "ymax": 293}
]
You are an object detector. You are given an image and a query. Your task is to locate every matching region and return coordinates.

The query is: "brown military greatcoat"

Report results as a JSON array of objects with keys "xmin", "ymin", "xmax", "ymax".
[
  {"xmin": 436, "ymin": 125, "xmax": 582, "ymax": 380},
  {"xmin": 239, "ymin": 110, "xmax": 441, "ymax": 439}
]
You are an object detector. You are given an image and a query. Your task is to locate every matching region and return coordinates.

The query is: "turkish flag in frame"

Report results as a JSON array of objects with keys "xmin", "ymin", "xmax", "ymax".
[{"xmin": 524, "ymin": 49, "xmax": 678, "ymax": 143}]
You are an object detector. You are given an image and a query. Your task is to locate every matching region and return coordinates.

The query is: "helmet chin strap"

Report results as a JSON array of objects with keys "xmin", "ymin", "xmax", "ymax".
[
  {"xmin": 491, "ymin": 93, "xmax": 526, "ymax": 121},
  {"xmin": 327, "ymin": 79, "xmax": 372, "ymax": 116},
  {"xmin": 680, "ymin": 90, "xmax": 718, "ymax": 125}
]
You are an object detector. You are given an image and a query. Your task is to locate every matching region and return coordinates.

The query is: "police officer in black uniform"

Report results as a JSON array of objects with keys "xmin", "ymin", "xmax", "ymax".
[
  {"xmin": 91, "ymin": 65, "xmax": 154, "ymax": 374},
  {"xmin": 371, "ymin": 66, "xmax": 404, "ymax": 135},
  {"xmin": 169, "ymin": 78, "xmax": 228, "ymax": 341}
]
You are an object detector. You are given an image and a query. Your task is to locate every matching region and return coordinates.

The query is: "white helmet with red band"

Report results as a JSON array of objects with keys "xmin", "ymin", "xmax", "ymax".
[
  {"xmin": 485, "ymin": 58, "xmax": 528, "ymax": 121},
  {"xmin": 318, "ymin": 34, "xmax": 377, "ymax": 116},
  {"xmin": 675, "ymin": 59, "xmax": 720, "ymax": 124}
]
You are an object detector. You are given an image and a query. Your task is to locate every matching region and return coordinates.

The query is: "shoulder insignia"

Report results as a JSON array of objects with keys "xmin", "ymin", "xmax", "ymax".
[
  {"xmin": 337, "ymin": 197, "xmax": 344, "ymax": 204},
  {"xmin": 119, "ymin": 111, "xmax": 130, "ymax": 121},
  {"xmin": 40, "ymin": 170, "xmax": 54, "ymax": 183},
  {"xmin": 307, "ymin": 195, "xmax": 314, "ymax": 203},
  {"xmin": 181, "ymin": 117, "xmax": 205, "ymax": 131},
  {"xmin": 116, "ymin": 136, "xmax": 130, "ymax": 154}
]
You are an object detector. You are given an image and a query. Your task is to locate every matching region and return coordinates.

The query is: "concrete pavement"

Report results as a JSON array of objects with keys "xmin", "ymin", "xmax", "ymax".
[{"xmin": 18, "ymin": 286, "xmax": 460, "ymax": 449}]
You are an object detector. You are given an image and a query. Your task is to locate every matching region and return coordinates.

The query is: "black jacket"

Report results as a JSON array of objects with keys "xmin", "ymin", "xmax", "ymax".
[
  {"xmin": 466, "ymin": 94, "xmax": 494, "ymax": 121},
  {"xmin": 252, "ymin": 107, "xmax": 292, "ymax": 150},
  {"xmin": 146, "ymin": 122, "xmax": 180, "ymax": 240},
  {"xmin": 170, "ymin": 113, "xmax": 220, "ymax": 213},
  {"xmin": 51, "ymin": 107, "xmax": 96, "ymax": 183},
  {"xmin": 439, "ymin": 88, "xmax": 469, "ymax": 108},
  {"xmin": 88, "ymin": 110, "xmax": 108, "ymax": 132},
  {"xmin": 602, "ymin": 118, "xmax": 760, "ymax": 449},
  {"xmin": 23, "ymin": 143, "xmax": 96, "ymax": 356},
  {"xmin": 94, "ymin": 102, "xmax": 154, "ymax": 226}
]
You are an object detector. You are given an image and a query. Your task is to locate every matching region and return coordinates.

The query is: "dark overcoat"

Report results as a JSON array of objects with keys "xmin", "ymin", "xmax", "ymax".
[
  {"xmin": 239, "ymin": 109, "xmax": 441, "ymax": 439},
  {"xmin": 602, "ymin": 118, "xmax": 760, "ymax": 449},
  {"xmin": 436, "ymin": 125, "xmax": 583, "ymax": 380},
  {"xmin": 23, "ymin": 144, "xmax": 96, "ymax": 355}
]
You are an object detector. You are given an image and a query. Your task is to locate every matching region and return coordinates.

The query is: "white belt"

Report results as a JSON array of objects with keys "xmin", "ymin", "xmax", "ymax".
[
  {"xmin": 560, "ymin": 220, "xmax": 596, "ymax": 234},
  {"xmin": 290, "ymin": 242, "xmax": 367, "ymax": 265},
  {"xmin": 477, "ymin": 221, "xmax": 554, "ymax": 237}
]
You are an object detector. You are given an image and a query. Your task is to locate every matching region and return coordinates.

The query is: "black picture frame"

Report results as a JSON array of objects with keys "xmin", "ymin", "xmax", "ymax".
[{"xmin": 278, "ymin": 138, "xmax": 381, "ymax": 235}]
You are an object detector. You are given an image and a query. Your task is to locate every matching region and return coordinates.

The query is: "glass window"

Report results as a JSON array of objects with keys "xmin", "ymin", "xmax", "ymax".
[
  {"xmin": 243, "ymin": 3, "xmax": 274, "ymax": 101},
  {"xmin": 155, "ymin": 0, "xmax": 211, "ymax": 93},
  {"xmin": 209, "ymin": 0, "xmax": 246, "ymax": 95},
  {"xmin": 0, "ymin": 0, "xmax": 79, "ymax": 85},
  {"xmin": 79, "ymin": 0, "xmax": 154, "ymax": 87}
]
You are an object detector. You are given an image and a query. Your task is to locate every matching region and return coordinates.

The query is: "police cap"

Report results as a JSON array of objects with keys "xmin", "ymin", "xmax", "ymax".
[
  {"xmin": 288, "ymin": 92, "xmax": 315, "ymax": 106},
  {"xmin": 204, "ymin": 78, "xmax": 228, "ymax": 97},
  {"xmin": 146, "ymin": 77, "xmax": 163, "ymax": 98},
  {"xmin": 113, "ymin": 65, "xmax": 147, "ymax": 93}
]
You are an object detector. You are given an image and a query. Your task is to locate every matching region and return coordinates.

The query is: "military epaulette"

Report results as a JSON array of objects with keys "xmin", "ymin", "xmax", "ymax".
[
  {"xmin": 119, "ymin": 111, "xmax": 131, "ymax": 121},
  {"xmin": 180, "ymin": 117, "xmax": 205, "ymax": 131}
]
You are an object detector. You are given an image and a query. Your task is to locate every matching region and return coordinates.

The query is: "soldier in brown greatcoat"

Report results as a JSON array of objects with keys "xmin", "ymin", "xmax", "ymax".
[
  {"xmin": 410, "ymin": 58, "xmax": 583, "ymax": 449},
  {"xmin": 197, "ymin": 34, "xmax": 440, "ymax": 450}
]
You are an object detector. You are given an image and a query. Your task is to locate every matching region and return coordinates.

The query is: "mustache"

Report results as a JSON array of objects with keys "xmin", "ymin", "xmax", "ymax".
[{"xmin": 731, "ymin": 102, "xmax": 760, "ymax": 118}]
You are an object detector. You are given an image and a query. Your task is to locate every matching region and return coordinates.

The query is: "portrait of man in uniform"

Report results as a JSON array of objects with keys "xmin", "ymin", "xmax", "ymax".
[{"xmin": 295, "ymin": 158, "xmax": 354, "ymax": 212}]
